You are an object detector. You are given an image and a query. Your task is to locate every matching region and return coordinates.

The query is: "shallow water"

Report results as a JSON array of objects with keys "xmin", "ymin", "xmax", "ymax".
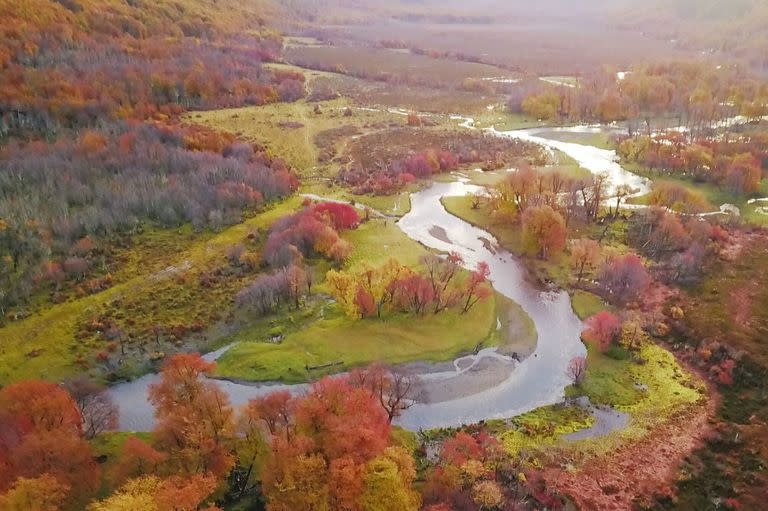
[
  {"xmin": 395, "ymin": 181, "xmax": 585, "ymax": 429},
  {"xmin": 114, "ymin": 123, "xmax": 672, "ymax": 432},
  {"xmin": 110, "ymin": 179, "xmax": 585, "ymax": 431},
  {"xmin": 490, "ymin": 125, "xmax": 652, "ymax": 198}
]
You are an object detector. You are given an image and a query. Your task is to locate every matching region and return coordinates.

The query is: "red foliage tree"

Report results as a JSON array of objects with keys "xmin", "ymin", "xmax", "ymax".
[
  {"xmin": 6, "ymin": 430, "xmax": 100, "ymax": 508},
  {"xmin": 0, "ymin": 381, "xmax": 103, "ymax": 508},
  {"xmin": 0, "ymin": 381, "xmax": 82, "ymax": 436},
  {"xmin": 259, "ymin": 376, "xmax": 393, "ymax": 510},
  {"xmin": 440, "ymin": 432, "xmax": 483, "ymax": 466},
  {"xmin": 112, "ymin": 436, "xmax": 166, "ymax": 486},
  {"xmin": 461, "ymin": 262, "xmax": 492, "ymax": 314},
  {"xmin": 355, "ymin": 285, "xmax": 378, "ymax": 319},
  {"xmin": 294, "ymin": 377, "xmax": 390, "ymax": 463},
  {"xmin": 599, "ymin": 253, "xmax": 650, "ymax": 304},
  {"xmin": 391, "ymin": 273, "xmax": 435, "ymax": 316},
  {"xmin": 582, "ymin": 312, "xmax": 622, "ymax": 352},
  {"xmin": 241, "ymin": 390, "xmax": 295, "ymax": 441},
  {"xmin": 312, "ymin": 202, "xmax": 361, "ymax": 230},
  {"xmin": 725, "ymin": 153, "xmax": 762, "ymax": 194},
  {"xmin": 148, "ymin": 354, "xmax": 235, "ymax": 480}
]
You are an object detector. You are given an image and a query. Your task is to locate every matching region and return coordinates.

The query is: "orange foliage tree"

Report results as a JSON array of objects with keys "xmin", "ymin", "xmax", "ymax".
[
  {"xmin": 0, "ymin": 381, "xmax": 100, "ymax": 509},
  {"xmin": 522, "ymin": 205, "xmax": 567, "ymax": 260},
  {"xmin": 256, "ymin": 375, "xmax": 412, "ymax": 510},
  {"xmin": 148, "ymin": 354, "xmax": 235, "ymax": 480}
]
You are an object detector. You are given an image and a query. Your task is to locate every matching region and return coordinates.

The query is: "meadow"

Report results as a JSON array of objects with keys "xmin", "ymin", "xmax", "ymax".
[
  {"xmin": 285, "ymin": 44, "xmax": 519, "ymax": 88},
  {"xmin": 214, "ymin": 216, "xmax": 538, "ymax": 382}
]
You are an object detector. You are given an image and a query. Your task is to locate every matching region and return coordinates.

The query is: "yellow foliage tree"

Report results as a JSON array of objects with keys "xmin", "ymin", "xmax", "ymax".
[
  {"xmin": 359, "ymin": 447, "xmax": 420, "ymax": 511},
  {"xmin": 326, "ymin": 259, "xmax": 409, "ymax": 319},
  {"xmin": 0, "ymin": 475, "xmax": 69, "ymax": 511}
]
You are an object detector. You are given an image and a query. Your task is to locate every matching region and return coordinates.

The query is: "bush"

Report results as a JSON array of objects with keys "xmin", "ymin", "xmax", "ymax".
[{"xmin": 606, "ymin": 345, "xmax": 631, "ymax": 361}]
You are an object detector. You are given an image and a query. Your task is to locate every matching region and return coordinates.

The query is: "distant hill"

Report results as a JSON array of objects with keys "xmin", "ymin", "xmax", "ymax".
[
  {"xmin": 0, "ymin": 0, "xmax": 275, "ymax": 38},
  {"xmin": 615, "ymin": 0, "xmax": 768, "ymax": 72}
]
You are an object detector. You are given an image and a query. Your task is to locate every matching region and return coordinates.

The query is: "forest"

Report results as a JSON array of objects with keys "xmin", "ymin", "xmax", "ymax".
[{"xmin": 1, "ymin": 0, "xmax": 767, "ymax": 510}]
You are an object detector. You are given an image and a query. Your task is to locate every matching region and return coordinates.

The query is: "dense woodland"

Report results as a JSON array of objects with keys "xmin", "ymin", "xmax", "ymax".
[{"xmin": 0, "ymin": 0, "xmax": 304, "ymax": 315}]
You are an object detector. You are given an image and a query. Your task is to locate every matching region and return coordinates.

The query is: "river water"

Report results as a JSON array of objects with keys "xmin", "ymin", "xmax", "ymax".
[
  {"xmin": 109, "ymin": 177, "xmax": 585, "ymax": 431},
  {"xmin": 109, "ymin": 124, "xmax": 653, "ymax": 432}
]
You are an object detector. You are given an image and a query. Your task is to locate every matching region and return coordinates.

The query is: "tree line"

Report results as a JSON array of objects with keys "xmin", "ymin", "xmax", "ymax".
[
  {"xmin": 511, "ymin": 62, "xmax": 768, "ymax": 134},
  {"xmin": 0, "ymin": 122, "xmax": 297, "ymax": 316},
  {"xmin": 0, "ymin": 351, "xmax": 570, "ymax": 511}
]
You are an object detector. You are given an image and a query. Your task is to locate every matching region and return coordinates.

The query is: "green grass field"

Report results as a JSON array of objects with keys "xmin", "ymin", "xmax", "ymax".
[
  {"xmin": 213, "ymin": 297, "xmax": 497, "ymax": 383},
  {"xmin": 472, "ymin": 111, "xmax": 551, "ymax": 131},
  {"xmin": 214, "ymin": 216, "xmax": 537, "ymax": 382},
  {"xmin": 185, "ymin": 99, "xmax": 400, "ymax": 175},
  {"xmin": 570, "ymin": 290, "xmax": 608, "ymax": 320},
  {"xmin": 534, "ymin": 129, "xmax": 615, "ymax": 150}
]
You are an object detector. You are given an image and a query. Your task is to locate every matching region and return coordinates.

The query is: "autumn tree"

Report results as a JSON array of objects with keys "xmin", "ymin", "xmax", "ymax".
[
  {"xmin": 599, "ymin": 253, "xmax": 650, "ymax": 304},
  {"xmin": 421, "ymin": 252, "xmax": 463, "ymax": 314},
  {"xmin": 62, "ymin": 375, "xmax": 118, "ymax": 439},
  {"xmin": 391, "ymin": 272, "xmax": 435, "ymax": 316},
  {"xmin": 232, "ymin": 403, "xmax": 271, "ymax": 499},
  {"xmin": 148, "ymin": 354, "xmax": 235, "ymax": 480},
  {"xmin": 566, "ymin": 356, "xmax": 588, "ymax": 386},
  {"xmin": 349, "ymin": 364, "xmax": 420, "ymax": 423},
  {"xmin": 461, "ymin": 262, "xmax": 492, "ymax": 314},
  {"xmin": 0, "ymin": 380, "xmax": 102, "ymax": 508},
  {"xmin": 259, "ymin": 376, "xmax": 395, "ymax": 510},
  {"xmin": 293, "ymin": 377, "xmax": 390, "ymax": 463},
  {"xmin": 440, "ymin": 432, "xmax": 483, "ymax": 467},
  {"xmin": 261, "ymin": 438, "xmax": 330, "ymax": 511},
  {"xmin": 0, "ymin": 380, "xmax": 82, "ymax": 435},
  {"xmin": 471, "ymin": 480, "xmax": 505, "ymax": 510},
  {"xmin": 422, "ymin": 431, "xmax": 508, "ymax": 510},
  {"xmin": 521, "ymin": 92, "xmax": 561, "ymax": 120},
  {"xmin": 582, "ymin": 312, "xmax": 622, "ymax": 352},
  {"xmin": 0, "ymin": 475, "xmax": 69, "ymax": 511},
  {"xmin": 263, "ymin": 206, "xmax": 353, "ymax": 268},
  {"xmin": 570, "ymin": 239, "xmax": 601, "ymax": 282},
  {"xmin": 327, "ymin": 259, "xmax": 408, "ymax": 319},
  {"xmin": 522, "ymin": 205, "xmax": 567, "ymax": 259},
  {"xmin": 244, "ymin": 391, "xmax": 294, "ymax": 439},
  {"xmin": 87, "ymin": 474, "xmax": 221, "ymax": 511},
  {"xmin": 359, "ymin": 447, "xmax": 421, "ymax": 511},
  {"xmin": 311, "ymin": 202, "xmax": 361, "ymax": 230},
  {"xmin": 4, "ymin": 430, "xmax": 101, "ymax": 509},
  {"xmin": 285, "ymin": 264, "xmax": 307, "ymax": 309},
  {"xmin": 725, "ymin": 153, "xmax": 762, "ymax": 194},
  {"xmin": 577, "ymin": 173, "xmax": 610, "ymax": 223},
  {"xmin": 236, "ymin": 269, "xmax": 292, "ymax": 315},
  {"xmin": 112, "ymin": 437, "xmax": 166, "ymax": 487},
  {"xmin": 646, "ymin": 182, "xmax": 710, "ymax": 214}
]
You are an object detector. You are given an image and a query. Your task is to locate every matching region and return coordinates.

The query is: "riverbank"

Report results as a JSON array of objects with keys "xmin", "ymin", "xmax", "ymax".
[
  {"xmin": 440, "ymin": 194, "xmax": 608, "ymax": 320},
  {"xmin": 211, "ymin": 212, "xmax": 536, "ymax": 384}
]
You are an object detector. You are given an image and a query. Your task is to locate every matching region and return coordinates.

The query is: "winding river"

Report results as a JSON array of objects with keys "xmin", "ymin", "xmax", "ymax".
[{"xmin": 109, "ymin": 124, "xmax": 651, "ymax": 432}]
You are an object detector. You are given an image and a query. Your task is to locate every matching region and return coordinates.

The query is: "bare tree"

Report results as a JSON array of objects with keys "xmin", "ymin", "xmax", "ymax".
[
  {"xmin": 566, "ymin": 357, "xmax": 588, "ymax": 387},
  {"xmin": 349, "ymin": 364, "xmax": 419, "ymax": 423},
  {"xmin": 63, "ymin": 375, "xmax": 119, "ymax": 439}
]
